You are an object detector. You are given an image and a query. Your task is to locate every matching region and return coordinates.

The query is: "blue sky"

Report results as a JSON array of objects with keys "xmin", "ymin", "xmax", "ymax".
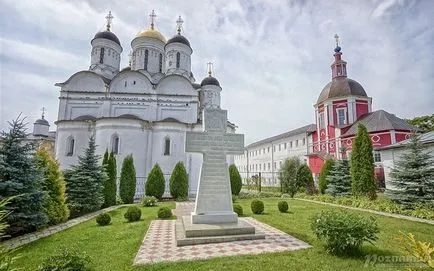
[{"xmin": 1, "ymin": 0, "xmax": 433, "ymax": 144}]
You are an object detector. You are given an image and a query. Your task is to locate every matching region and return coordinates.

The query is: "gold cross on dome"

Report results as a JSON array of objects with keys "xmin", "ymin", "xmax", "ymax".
[
  {"xmin": 41, "ymin": 107, "xmax": 47, "ymax": 119},
  {"xmin": 105, "ymin": 11, "xmax": 113, "ymax": 31},
  {"xmin": 149, "ymin": 10, "xmax": 156, "ymax": 29},
  {"xmin": 176, "ymin": 15, "xmax": 184, "ymax": 34},
  {"xmin": 334, "ymin": 34, "xmax": 339, "ymax": 47},
  {"xmin": 207, "ymin": 62, "xmax": 213, "ymax": 76}
]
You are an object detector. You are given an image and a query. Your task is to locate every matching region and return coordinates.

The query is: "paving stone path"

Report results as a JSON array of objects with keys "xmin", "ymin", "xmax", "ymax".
[
  {"xmin": 134, "ymin": 202, "xmax": 311, "ymax": 265},
  {"xmin": 1, "ymin": 205, "xmax": 123, "ymax": 249}
]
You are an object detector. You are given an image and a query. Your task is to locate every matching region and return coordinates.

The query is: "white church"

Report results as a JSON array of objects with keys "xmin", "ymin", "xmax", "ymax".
[{"xmin": 54, "ymin": 11, "xmax": 236, "ymax": 198}]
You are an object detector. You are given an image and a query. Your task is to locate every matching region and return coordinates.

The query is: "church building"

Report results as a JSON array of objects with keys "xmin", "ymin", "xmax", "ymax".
[{"xmin": 54, "ymin": 11, "xmax": 235, "ymax": 198}]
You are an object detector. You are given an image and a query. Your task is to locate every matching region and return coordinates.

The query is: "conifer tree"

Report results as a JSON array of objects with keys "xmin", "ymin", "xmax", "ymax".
[
  {"xmin": 0, "ymin": 116, "xmax": 47, "ymax": 235},
  {"xmin": 169, "ymin": 162, "xmax": 188, "ymax": 200},
  {"xmin": 387, "ymin": 134, "xmax": 434, "ymax": 207},
  {"xmin": 36, "ymin": 148, "xmax": 69, "ymax": 225},
  {"xmin": 229, "ymin": 164, "xmax": 242, "ymax": 195},
  {"xmin": 326, "ymin": 159, "xmax": 352, "ymax": 196},
  {"xmin": 318, "ymin": 159, "xmax": 335, "ymax": 194},
  {"xmin": 278, "ymin": 157, "xmax": 301, "ymax": 197},
  {"xmin": 351, "ymin": 124, "xmax": 377, "ymax": 199},
  {"xmin": 66, "ymin": 136, "xmax": 106, "ymax": 218},
  {"xmin": 145, "ymin": 164, "xmax": 165, "ymax": 199},
  {"xmin": 102, "ymin": 149, "xmax": 109, "ymax": 168},
  {"xmin": 296, "ymin": 164, "xmax": 316, "ymax": 195},
  {"xmin": 119, "ymin": 155, "xmax": 136, "ymax": 204},
  {"xmin": 102, "ymin": 152, "xmax": 117, "ymax": 207}
]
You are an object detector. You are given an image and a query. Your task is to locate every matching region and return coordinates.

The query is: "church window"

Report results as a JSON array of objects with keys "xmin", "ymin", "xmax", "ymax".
[
  {"xmin": 303, "ymin": 138, "xmax": 306, "ymax": 146},
  {"xmin": 268, "ymin": 163, "xmax": 270, "ymax": 170},
  {"xmin": 124, "ymin": 81, "xmax": 127, "ymax": 87},
  {"xmin": 99, "ymin": 48, "xmax": 105, "ymax": 64},
  {"xmin": 290, "ymin": 141, "xmax": 293, "ymax": 148},
  {"xmin": 66, "ymin": 137, "xmax": 75, "ymax": 156},
  {"xmin": 259, "ymin": 164, "xmax": 262, "ymax": 171},
  {"xmin": 164, "ymin": 138, "xmax": 171, "ymax": 156},
  {"xmin": 279, "ymin": 144, "xmax": 281, "ymax": 151},
  {"xmin": 296, "ymin": 140, "xmax": 299, "ymax": 147},
  {"xmin": 319, "ymin": 112, "xmax": 325, "ymax": 129},
  {"xmin": 279, "ymin": 161, "xmax": 282, "ymax": 167},
  {"xmin": 267, "ymin": 147, "xmax": 270, "ymax": 153},
  {"xmin": 337, "ymin": 108, "xmax": 347, "ymax": 126},
  {"xmin": 133, "ymin": 81, "xmax": 136, "ymax": 85},
  {"xmin": 284, "ymin": 143, "xmax": 287, "ymax": 149},
  {"xmin": 159, "ymin": 53, "xmax": 163, "ymax": 72},
  {"xmin": 176, "ymin": 52, "xmax": 180, "ymax": 68},
  {"xmin": 144, "ymin": 49, "xmax": 149, "ymax": 71},
  {"xmin": 374, "ymin": 152, "xmax": 381, "ymax": 162},
  {"xmin": 112, "ymin": 135, "xmax": 119, "ymax": 154}
]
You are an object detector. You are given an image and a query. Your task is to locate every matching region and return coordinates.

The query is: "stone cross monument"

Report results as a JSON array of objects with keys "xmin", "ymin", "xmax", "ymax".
[{"xmin": 186, "ymin": 109, "xmax": 244, "ymax": 224}]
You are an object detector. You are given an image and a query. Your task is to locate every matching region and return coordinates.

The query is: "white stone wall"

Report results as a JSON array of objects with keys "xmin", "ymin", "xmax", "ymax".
[
  {"xmin": 131, "ymin": 37, "xmax": 165, "ymax": 73},
  {"xmin": 165, "ymin": 43, "xmax": 192, "ymax": 77}
]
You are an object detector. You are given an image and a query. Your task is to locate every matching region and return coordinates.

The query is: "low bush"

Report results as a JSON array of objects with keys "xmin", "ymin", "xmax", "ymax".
[
  {"xmin": 251, "ymin": 199, "xmax": 264, "ymax": 214},
  {"xmin": 141, "ymin": 196, "xmax": 157, "ymax": 207},
  {"xmin": 96, "ymin": 213, "xmax": 111, "ymax": 226},
  {"xmin": 233, "ymin": 204, "xmax": 243, "ymax": 216},
  {"xmin": 396, "ymin": 232, "xmax": 434, "ymax": 269},
  {"xmin": 116, "ymin": 195, "xmax": 124, "ymax": 205},
  {"xmin": 232, "ymin": 195, "xmax": 238, "ymax": 203},
  {"xmin": 124, "ymin": 206, "xmax": 141, "ymax": 222},
  {"xmin": 157, "ymin": 207, "xmax": 172, "ymax": 219},
  {"xmin": 38, "ymin": 247, "xmax": 91, "ymax": 271},
  {"xmin": 310, "ymin": 210, "xmax": 379, "ymax": 255},
  {"xmin": 278, "ymin": 201, "xmax": 289, "ymax": 213}
]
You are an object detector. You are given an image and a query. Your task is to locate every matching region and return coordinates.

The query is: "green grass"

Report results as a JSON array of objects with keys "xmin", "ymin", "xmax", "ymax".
[{"xmin": 12, "ymin": 199, "xmax": 434, "ymax": 271}]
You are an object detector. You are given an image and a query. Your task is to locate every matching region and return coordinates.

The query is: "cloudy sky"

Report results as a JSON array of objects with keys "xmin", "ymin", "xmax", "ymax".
[{"xmin": 1, "ymin": 0, "xmax": 433, "ymax": 144}]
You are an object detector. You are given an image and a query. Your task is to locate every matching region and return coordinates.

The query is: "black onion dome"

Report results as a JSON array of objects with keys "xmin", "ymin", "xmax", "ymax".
[
  {"xmin": 166, "ymin": 34, "xmax": 190, "ymax": 47},
  {"xmin": 92, "ymin": 30, "xmax": 121, "ymax": 46},
  {"xmin": 201, "ymin": 76, "xmax": 220, "ymax": 87},
  {"xmin": 35, "ymin": 118, "xmax": 49, "ymax": 125}
]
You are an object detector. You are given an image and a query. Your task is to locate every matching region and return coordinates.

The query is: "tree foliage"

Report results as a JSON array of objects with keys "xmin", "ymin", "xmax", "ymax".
[
  {"xmin": 145, "ymin": 164, "xmax": 165, "ymax": 199},
  {"xmin": 0, "ymin": 116, "xmax": 47, "ymax": 236},
  {"xmin": 0, "ymin": 196, "xmax": 20, "ymax": 270},
  {"xmin": 351, "ymin": 124, "xmax": 376, "ymax": 199},
  {"xmin": 229, "ymin": 164, "xmax": 242, "ymax": 195},
  {"xmin": 405, "ymin": 114, "xmax": 434, "ymax": 132},
  {"xmin": 66, "ymin": 136, "xmax": 106, "ymax": 218},
  {"xmin": 319, "ymin": 159, "xmax": 335, "ymax": 194},
  {"xmin": 387, "ymin": 134, "xmax": 434, "ymax": 207},
  {"xmin": 169, "ymin": 162, "xmax": 188, "ymax": 200},
  {"xmin": 278, "ymin": 157, "xmax": 301, "ymax": 197},
  {"xmin": 297, "ymin": 164, "xmax": 316, "ymax": 195},
  {"xmin": 36, "ymin": 148, "xmax": 69, "ymax": 225},
  {"xmin": 102, "ymin": 152, "xmax": 117, "ymax": 207},
  {"xmin": 119, "ymin": 155, "xmax": 136, "ymax": 204},
  {"xmin": 326, "ymin": 159, "xmax": 352, "ymax": 197}
]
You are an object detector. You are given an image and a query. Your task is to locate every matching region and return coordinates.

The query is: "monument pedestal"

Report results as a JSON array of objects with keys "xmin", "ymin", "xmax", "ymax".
[{"xmin": 191, "ymin": 212, "xmax": 237, "ymax": 224}]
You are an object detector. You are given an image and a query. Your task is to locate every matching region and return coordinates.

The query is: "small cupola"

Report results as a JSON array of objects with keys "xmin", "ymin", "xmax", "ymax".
[{"xmin": 33, "ymin": 107, "xmax": 50, "ymax": 137}]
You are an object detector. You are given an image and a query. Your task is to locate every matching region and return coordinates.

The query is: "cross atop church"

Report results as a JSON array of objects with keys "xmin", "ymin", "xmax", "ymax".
[
  {"xmin": 207, "ymin": 62, "xmax": 213, "ymax": 77},
  {"xmin": 105, "ymin": 11, "xmax": 113, "ymax": 31},
  {"xmin": 149, "ymin": 10, "xmax": 156, "ymax": 29},
  {"xmin": 176, "ymin": 15, "xmax": 184, "ymax": 34},
  {"xmin": 334, "ymin": 34, "xmax": 339, "ymax": 47},
  {"xmin": 41, "ymin": 107, "xmax": 47, "ymax": 119}
]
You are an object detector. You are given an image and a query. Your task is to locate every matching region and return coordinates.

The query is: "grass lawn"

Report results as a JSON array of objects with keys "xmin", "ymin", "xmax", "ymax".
[{"xmin": 12, "ymin": 199, "xmax": 434, "ymax": 271}]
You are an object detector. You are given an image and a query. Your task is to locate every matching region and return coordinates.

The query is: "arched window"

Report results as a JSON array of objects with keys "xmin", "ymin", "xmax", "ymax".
[
  {"xmin": 176, "ymin": 52, "xmax": 180, "ymax": 68},
  {"xmin": 144, "ymin": 49, "xmax": 149, "ymax": 71},
  {"xmin": 164, "ymin": 138, "xmax": 170, "ymax": 156},
  {"xmin": 99, "ymin": 48, "xmax": 105, "ymax": 64},
  {"xmin": 66, "ymin": 137, "xmax": 75, "ymax": 156},
  {"xmin": 159, "ymin": 53, "xmax": 163, "ymax": 72},
  {"xmin": 112, "ymin": 135, "xmax": 119, "ymax": 154}
]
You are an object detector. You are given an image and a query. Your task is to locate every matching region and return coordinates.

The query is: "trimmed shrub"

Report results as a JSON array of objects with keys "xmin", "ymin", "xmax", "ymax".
[
  {"xmin": 278, "ymin": 201, "xmax": 289, "ymax": 213},
  {"xmin": 102, "ymin": 152, "xmax": 117, "ymax": 207},
  {"xmin": 124, "ymin": 206, "xmax": 141, "ymax": 222},
  {"xmin": 296, "ymin": 164, "xmax": 316, "ymax": 195},
  {"xmin": 251, "ymin": 200, "xmax": 264, "ymax": 214},
  {"xmin": 119, "ymin": 155, "xmax": 136, "ymax": 204},
  {"xmin": 278, "ymin": 157, "xmax": 302, "ymax": 197},
  {"xmin": 169, "ymin": 162, "xmax": 188, "ymax": 200},
  {"xmin": 310, "ymin": 210, "xmax": 379, "ymax": 255},
  {"xmin": 145, "ymin": 164, "xmax": 165, "ymax": 199},
  {"xmin": 141, "ymin": 196, "xmax": 157, "ymax": 207},
  {"xmin": 157, "ymin": 207, "xmax": 172, "ymax": 219},
  {"xmin": 319, "ymin": 159, "xmax": 335, "ymax": 194},
  {"xmin": 233, "ymin": 204, "xmax": 243, "ymax": 216},
  {"xmin": 229, "ymin": 164, "xmax": 242, "ymax": 195},
  {"xmin": 38, "ymin": 247, "xmax": 91, "ymax": 271},
  {"xmin": 96, "ymin": 213, "xmax": 111, "ymax": 226}
]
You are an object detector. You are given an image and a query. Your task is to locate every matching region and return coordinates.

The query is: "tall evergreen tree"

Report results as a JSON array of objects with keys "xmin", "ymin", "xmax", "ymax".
[
  {"xmin": 66, "ymin": 136, "xmax": 106, "ymax": 218},
  {"xmin": 169, "ymin": 162, "xmax": 188, "ymax": 200},
  {"xmin": 296, "ymin": 164, "xmax": 316, "ymax": 195},
  {"xmin": 102, "ymin": 152, "xmax": 117, "ymax": 207},
  {"xmin": 351, "ymin": 124, "xmax": 377, "ymax": 199},
  {"xmin": 387, "ymin": 134, "xmax": 434, "ymax": 207},
  {"xmin": 326, "ymin": 159, "xmax": 352, "ymax": 196},
  {"xmin": 102, "ymin": 149, "xmax": 109, "ymax": 168},
  {"xmin": 145, "ymin": 164, "xmax": 165, "ymax": 199},
  {"xmin": 229, "ymin": 164, "xmax": 242, "ymax": 195},
  {"xmin": 318, "ymin": 159, "xmax": 335, "ymax": 194},
  {"xmin": 119, "ymin": 155, "xmax": 136, "ymax": 204},
  {"xmin": 36, "ymin": 148, "xmax": 69, "ymax": 225},
  {"xmin": 278, "ymin": 157, "xmax": 301, "ymax": 197},
  {"xmin": 0, "ymin": 116, "xmax": 47, "ymax": 235}
]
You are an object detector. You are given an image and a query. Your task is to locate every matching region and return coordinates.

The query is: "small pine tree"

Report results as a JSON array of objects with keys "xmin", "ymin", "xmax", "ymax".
[
  {"xmin": 387, "ymin": 134, "xmax": 434, "ymax": 207},
  {"xmin": 119, "ymin": 155, "xmax": 136, "ymax": 204},
  {"xmin": 326, "ymin": 159, "xmax": 352, "ymax": 197},
  {"xmin": 351, "ymin": 124, "xmax": 377, "ymax": 199},
  {"xmin": 278, "ymin": 157, "xmax": 301, "ymax": 197},
  {"xmin": 36, "ymin": 148, "xmax": 69, "ymax": 225},
  {"xmin": 0, "ymin": 116, "xmax": 47, "ymax": 235},
  {"xmin": 296, "ymin": 164, "xmax": 316, "ymax": 195},
  {"xmin": 319, "ymin": 159, "xmax": 335, "ymax": 194},
  {"xmin": 145, "ymin": 164, "xmax": 165, "ymax": 199},
  {"xmin": 229, "ymin": 164, "xmax": 242, "ymax": 195},
  {"xmin": 66, "ymin": 136, "xmax": 106, "ymax": 218},
  {"xmin": 102, "ymin": 152, "xmax": 117, "ymax": 207},
  {"xmin": 169, "ymin": 162, "xmax": 188, "ymax": 200}
]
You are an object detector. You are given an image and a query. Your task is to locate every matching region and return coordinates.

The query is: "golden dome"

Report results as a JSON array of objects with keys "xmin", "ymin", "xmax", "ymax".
[{"xmin": 136, "ymin": 28, "xmax": 166, "ymax": 43}]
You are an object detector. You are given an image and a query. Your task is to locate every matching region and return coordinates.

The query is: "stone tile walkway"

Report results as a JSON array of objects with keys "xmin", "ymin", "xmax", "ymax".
[
  {"xmin": 134, "ymin": 202, "xmax": 310, "ymax": 265},
  {"xmin": 1, "ymin": 205, "xmax": 123, "ymax": 249}
]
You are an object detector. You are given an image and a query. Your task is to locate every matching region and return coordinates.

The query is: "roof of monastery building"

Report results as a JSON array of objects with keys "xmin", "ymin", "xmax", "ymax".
[
  {"xmin": 317, "ymin": 77, "xmax": 367, "ymax": 104},
  {"xmin": 247, "ymin": 124, "xmax": 316, "ymax": 149}
]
